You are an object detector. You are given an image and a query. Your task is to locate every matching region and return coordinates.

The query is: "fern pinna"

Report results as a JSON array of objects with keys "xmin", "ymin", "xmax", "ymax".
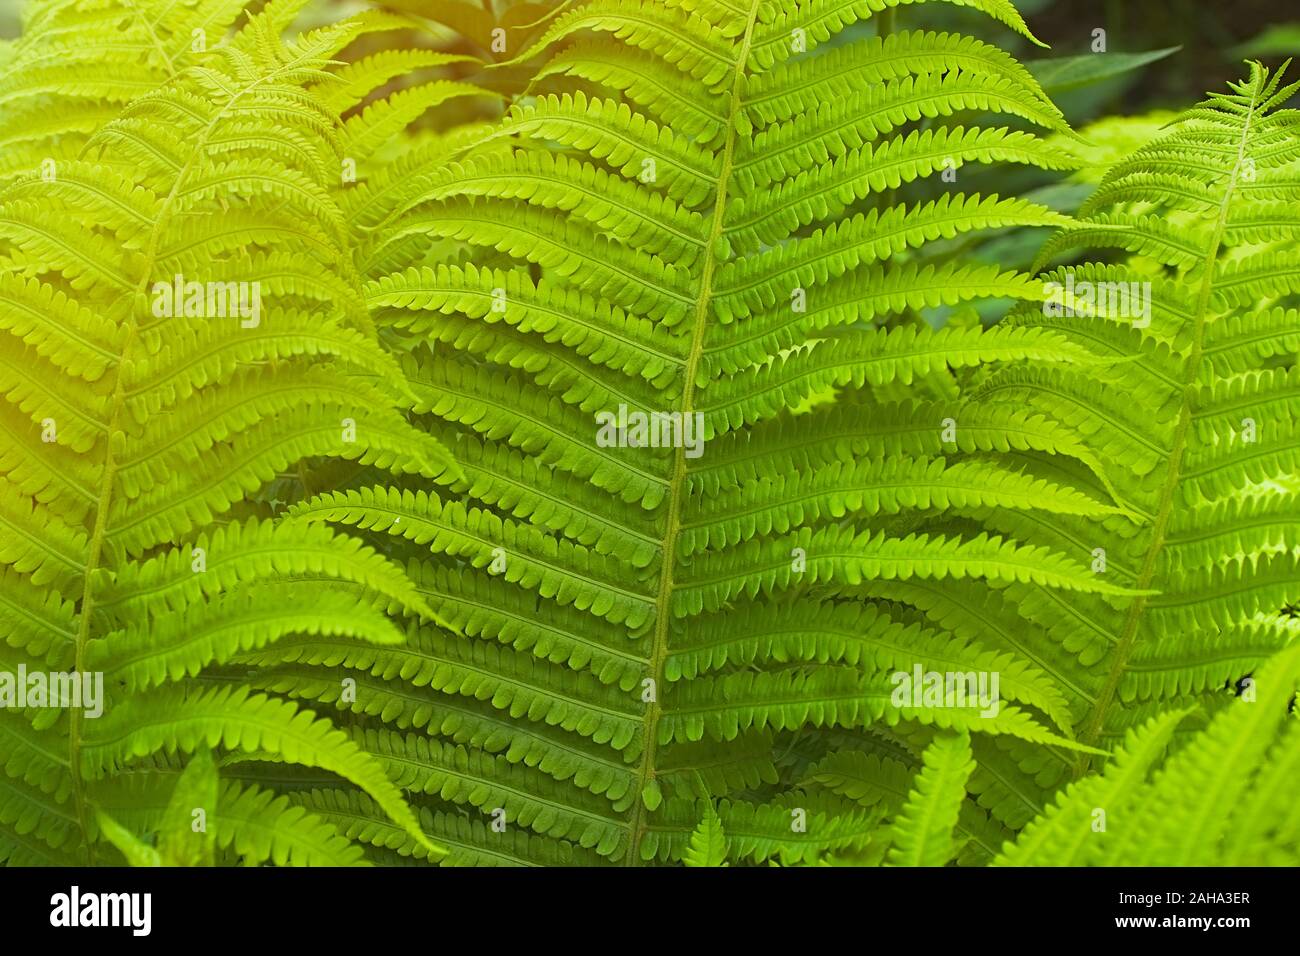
[
  {"xmin": 973, "ymin": 60, "xmax": 1300, "ymax": 773},
  {"xmin": 265, "ymin": 0, "xmax": 1152, "ymax": 866},
  {"xmin": 0, "ymin": 2, "xmax": 480, "ymax": 864}
]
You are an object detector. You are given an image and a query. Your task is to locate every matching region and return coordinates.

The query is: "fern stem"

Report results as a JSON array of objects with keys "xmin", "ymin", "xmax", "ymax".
[
  {"xmin": 119, "ymin": 0, "xmax": 176, "ymax": 77},
  {"xmin": 878, "ymin": 7, "xmax": 896, "ymax": 39},
  {"xmin": 1073, "ymin": 72, "xmax": 1265, "ymax": 770},
  {"xmin": 622, "ymin": 0, "xmax": 763, "ymax": 866}
]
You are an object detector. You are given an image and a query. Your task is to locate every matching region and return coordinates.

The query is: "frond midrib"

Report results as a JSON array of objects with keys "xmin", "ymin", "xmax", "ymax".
[{"xmin": 623, "ymin": 0, "xmax": 762, "ymax": 866}]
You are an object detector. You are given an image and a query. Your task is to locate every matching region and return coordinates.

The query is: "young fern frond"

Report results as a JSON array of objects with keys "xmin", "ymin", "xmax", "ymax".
[
  {"xmin": 860, "ymin": 643, "xmax": 1300, "ymax": 867},
  {"xmin": 994, "ymin": 642, "xmax": 1300, "ymax": 866},
  {"xmin": 682, "ymin": 799, "xmax": 729, "ymax": 866},
  {"xmin": 883, "ymin": 730, "xmax": 975, "ymax": 867}
]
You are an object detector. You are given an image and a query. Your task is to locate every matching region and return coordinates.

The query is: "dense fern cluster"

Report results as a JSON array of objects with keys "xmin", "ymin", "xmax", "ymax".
[{"xmin": 0, "ymin": 0, "xmax": 1297, "ymax": 867}]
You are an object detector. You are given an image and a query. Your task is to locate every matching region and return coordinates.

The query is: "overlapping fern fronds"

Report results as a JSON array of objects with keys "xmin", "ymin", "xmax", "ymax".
[
  {"xmin": 998, "ymin": 640, "xmax": 1300, "ymax": 866},
  {"xmin": 866, "ymin": 642, "xmax": 1300, "ymax": 866},
  {"xmin": 5, "ymin": 0, "xmax": 1295, "ymax": 871},
  {"xmin": 0, "ymin": 0, "xmax": 479, "ymax": 865},
  {"xmin": 0, "ymin": 0, "xmax": 496, "ymax": 184},
  {"xmin": 972, "ymin": 60, "xmax": 1300, "ymax": 770},
  {"xmin": 255, "ymin": 0, "xmax": 1162, "ymax": 866}
]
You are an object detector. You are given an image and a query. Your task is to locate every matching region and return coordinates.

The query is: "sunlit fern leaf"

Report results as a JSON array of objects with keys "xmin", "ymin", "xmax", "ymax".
[
  {"xmin": 0, "ymin": 0, "xmax": 285, "ymax": 182},
  {"xmin": 259, "ymin": 0, "xmax": 1144, "ymax": 866},
  {"xmin": 95, "ymin": 747, "xmax": 219, "ymax": 867},
  {"xmin": 90, "ymin": 766, "xmax": 370, "ymax": 866},
  {"xmin": 0, "ymin": 1, "xmax": 462, "ymax": 865},
  {"xmin": 806, "ymin": 736, "xmax": 1008, "ymax": 865},
  {"xmin": 970, "ymin": 60, "xmax": 1300, "ymax": 772}
]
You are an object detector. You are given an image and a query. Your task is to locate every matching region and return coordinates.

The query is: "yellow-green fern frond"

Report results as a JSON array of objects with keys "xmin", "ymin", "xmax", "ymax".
[{"xmin": 0, "ymin": 2, "xmax": 463, "ymax": 865}]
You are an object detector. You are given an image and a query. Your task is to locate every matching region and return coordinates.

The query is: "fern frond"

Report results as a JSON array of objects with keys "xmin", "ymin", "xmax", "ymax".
[
  {"xmin": 330, "ymin": 0, "xmax": 1143, "ymax": 866},
  {"xmin": 975, "ymin": 61, "xmax": 1300, "ymax": 769},
  {"xmin": 996, "ymin": 644, "xmax": 1300, "ymax": 866},
  {"xmin": 0, "ymin": 1, "xmax": 472, "ymax": 863},
  {"xmin": 884, "ymin": 730, "xmax": 976, "ymax": 866}
]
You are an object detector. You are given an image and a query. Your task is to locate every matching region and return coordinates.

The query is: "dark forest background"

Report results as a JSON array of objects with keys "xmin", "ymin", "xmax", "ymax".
[{"xmin": 1020, "ymin": 0, "xmax": 1298, "ymax": 114}]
